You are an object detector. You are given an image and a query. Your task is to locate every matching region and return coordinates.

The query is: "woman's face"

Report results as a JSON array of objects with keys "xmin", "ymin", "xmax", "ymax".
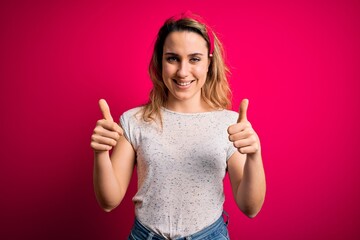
[{"xmin": 162, "ymin": 31, "xmax": 210, "ymax": 104}]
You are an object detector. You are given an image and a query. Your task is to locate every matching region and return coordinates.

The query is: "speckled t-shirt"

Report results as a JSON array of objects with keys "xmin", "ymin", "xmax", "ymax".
[{"xmin": 120, "ymin": 107, "xmax": 238, "ymax": 239}]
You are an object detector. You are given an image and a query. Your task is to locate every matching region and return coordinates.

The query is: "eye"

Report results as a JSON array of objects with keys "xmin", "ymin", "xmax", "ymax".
[
  {"xmin": 166, "ymin": 56, "xmax": 178, "ymax": 63},
  {"xmin": 190, "ymin": 57, "xmax": 201, "ymax": 63}
]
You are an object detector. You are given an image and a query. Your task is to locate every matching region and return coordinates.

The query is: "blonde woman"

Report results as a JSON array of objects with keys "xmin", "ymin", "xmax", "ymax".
[{"xmin": 91, "ymin": 11, "xmax": 266, "ymax": 240}]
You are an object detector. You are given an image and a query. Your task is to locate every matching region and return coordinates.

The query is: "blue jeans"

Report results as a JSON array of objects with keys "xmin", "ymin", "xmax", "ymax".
[{"xmin": 128, "ymin": 212, "xmax": 230, "ymax": 240}]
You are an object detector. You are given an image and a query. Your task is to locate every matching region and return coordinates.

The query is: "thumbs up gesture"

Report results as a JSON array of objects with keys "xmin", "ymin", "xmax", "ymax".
[
  {"xmin": 228, "ymin": 99, "xmax": 261, "ymax": 155},
  {"xmin": 90, "ymin": 99, "xmax": 123, "ymax": 152}
]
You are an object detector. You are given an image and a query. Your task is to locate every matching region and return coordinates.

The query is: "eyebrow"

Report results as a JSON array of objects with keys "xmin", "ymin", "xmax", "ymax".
[{"xmin": 164, "ymin": 52, "xmax": 204, "ymax": 57}]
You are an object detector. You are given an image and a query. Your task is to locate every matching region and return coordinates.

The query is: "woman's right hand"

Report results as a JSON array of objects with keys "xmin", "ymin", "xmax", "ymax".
[{"xmin": 90, "ymin": 99, "xmax": 124, "ymax": 152}]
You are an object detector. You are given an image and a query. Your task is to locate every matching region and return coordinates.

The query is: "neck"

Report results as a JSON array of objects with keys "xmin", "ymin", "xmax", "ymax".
[{"xmin": 165, "ymin": 95, "xmax": 213, "ymax": 113}]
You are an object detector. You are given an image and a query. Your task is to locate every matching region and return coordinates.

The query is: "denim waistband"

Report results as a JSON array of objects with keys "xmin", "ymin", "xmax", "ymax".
[{"xmin": 131, "ymin": 211, "xmax": 229, "ymax": 240}]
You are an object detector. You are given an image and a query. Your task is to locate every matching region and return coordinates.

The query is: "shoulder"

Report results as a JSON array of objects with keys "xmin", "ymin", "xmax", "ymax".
[
  {"xmin": 119, "ymin": 106, "xmax": 145, "ymax": 126},
  {"xmin": 220, "ymin": 109, "xmax": 238, "ymax": 118},
  {"xmin": 213, "ymin": 109, "xmax": 238, "ymax": 124},
  {"xmin": 121, "ymin": 106, "xmax": 144, "ymax": 120}
]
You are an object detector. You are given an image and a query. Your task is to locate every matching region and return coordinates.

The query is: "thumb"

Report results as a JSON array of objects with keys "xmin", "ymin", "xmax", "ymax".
[
  {"xmin": 99, "ymin": 99, "xmax": 113, "ymax": 122},
  {"xmin": 237, "ymin": 99, "xmax": 249, "ymax": 123}
]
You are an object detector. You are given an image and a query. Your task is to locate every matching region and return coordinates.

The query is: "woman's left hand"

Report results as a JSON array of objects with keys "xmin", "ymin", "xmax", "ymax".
[{"xmin": 228, "ymin": 99, "xmax": 261, "ymax": 156}]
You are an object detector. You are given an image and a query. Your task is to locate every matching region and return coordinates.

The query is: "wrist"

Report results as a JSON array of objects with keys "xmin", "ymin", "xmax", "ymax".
[
  {"xmin": 94, "ymin": 150, "xmax": 110, "ymax": 160},
  {"xmin": 246, "ymin": 148, "xmax": 262, "ymax": 161}
]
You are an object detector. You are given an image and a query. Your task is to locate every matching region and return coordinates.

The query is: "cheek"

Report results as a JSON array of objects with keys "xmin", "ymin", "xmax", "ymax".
[
  {"xmin": 194, "ymin": 65, "xmax": 209, "ymax": 78},
  {"xmin": 162, "ymin": 63, "xmax": 174, "ymax": 78}
]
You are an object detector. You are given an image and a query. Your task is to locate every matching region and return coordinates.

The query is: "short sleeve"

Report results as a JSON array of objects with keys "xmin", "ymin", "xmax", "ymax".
[
  {"xmin": 120, "ymin": 113, "xmax": 131, "ymax": 144},
  {"xmin": 226, "ymin": 142, "xmax": 238, "ymax": 161},
  {"xmin": 119, "ymin": 107, "xmax": 141, "ymax": 150},
  {"xmin": 225, "ymin": 110, "xmax": 240, "ymax": 161}
]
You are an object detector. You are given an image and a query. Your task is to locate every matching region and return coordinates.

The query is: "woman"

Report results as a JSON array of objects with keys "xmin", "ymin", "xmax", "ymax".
[{"xmin": 91, "ymin": 11, "xmax": 266, "ymax": 240}]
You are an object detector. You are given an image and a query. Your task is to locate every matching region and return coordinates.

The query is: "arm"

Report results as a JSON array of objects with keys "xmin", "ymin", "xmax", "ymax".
[
  {"xmin": 227, "ymin": 150, "xmax": 266, "ymax": 218},
  {"xmin": 227, "ymin": 99, "xmax": 266, "ymax": 218},
  {"xmin": 91, "ymin": 99, "xmax": 136, "ymax": 212}
]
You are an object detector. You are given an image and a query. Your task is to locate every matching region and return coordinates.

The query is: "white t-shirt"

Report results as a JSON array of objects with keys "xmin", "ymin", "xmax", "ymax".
[{"xmin": 120, "ymin": 107, "xmax": 238, "ymax": 239}]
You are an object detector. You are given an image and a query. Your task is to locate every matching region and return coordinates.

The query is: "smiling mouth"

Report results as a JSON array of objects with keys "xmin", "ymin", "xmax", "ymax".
[{"xmin": 173, "ymin": 79, "xmax": 195, "ymax": 86}]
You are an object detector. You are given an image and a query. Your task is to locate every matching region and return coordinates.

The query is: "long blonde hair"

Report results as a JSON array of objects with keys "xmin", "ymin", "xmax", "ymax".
[{"xmin": 142, "ymin": 14, "xmax": 232, "ymax": 124}]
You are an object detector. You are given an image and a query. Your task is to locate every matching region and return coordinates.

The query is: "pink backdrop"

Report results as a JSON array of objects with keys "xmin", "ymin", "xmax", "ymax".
[{"xmin": 1, "ymin": 0, "xmax": 359, "ymax": 239}]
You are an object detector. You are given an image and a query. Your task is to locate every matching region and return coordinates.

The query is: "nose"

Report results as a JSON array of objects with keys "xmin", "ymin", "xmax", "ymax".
[{"xmin": 176, "ymin": 61, "xmax": 189, "ymax": 78}]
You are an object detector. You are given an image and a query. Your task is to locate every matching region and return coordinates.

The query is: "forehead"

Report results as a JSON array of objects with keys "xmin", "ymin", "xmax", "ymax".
[{"xmin": 163, "ymin": 31, "xmax": 208, "ymax": 54}]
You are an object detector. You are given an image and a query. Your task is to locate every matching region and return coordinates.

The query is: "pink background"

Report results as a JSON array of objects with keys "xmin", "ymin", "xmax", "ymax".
[{"xmin": 1, "ymin": 0, "xmax": 360, "ymax": 239}]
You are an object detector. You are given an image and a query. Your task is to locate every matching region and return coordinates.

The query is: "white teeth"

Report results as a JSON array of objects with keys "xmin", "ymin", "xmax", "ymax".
[{"xmin": 177, "ymin": 81, "xmax": 192, "ymax": 86}]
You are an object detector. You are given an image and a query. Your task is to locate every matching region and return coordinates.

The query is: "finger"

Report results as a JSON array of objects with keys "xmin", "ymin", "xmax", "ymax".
[
  {"xmin": 228, "ymin": 130, "xmax": 252, "ymax": 142},
  {"xmin": 93, "ymin": 126, "xmax": 121, "ymax": 141},
  {"xmin": 90, "ymin": 142, "xmax": 112, "ymax": 152},
  {"xmin": 238, "ymin": 146, "xmax": 258, "ymax": 154},
  {"xmin": 233, "ymin": 138, "xmax": 256, "ymax": 149},
  {"xmin": 227, "ymin": 121, "xmax": 251, "ymax": 135},
  {"xmin": 237, "ymin": 99, "xmax": 249, "ymax": 123},
  {"xmin": 99, "ymin": 99, "xmax": 113, "ymax": 122},
  {"xmin": 97, "ymin": 119, "xmax": 123, "ymax": 135},
  {"xmin": 91, "ymin": 135, "xmax": 118, "ymax": 147},
  {"xmin": 115, "ymin": 124, "xmax": 123, "ymax": 136}
]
